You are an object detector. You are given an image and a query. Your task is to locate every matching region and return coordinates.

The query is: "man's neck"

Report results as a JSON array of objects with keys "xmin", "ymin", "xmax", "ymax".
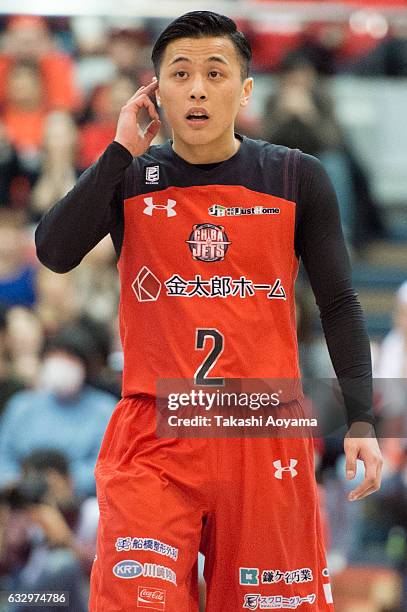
[{"xmin": 171, "ymin": 131, "xmax": 240, "ymax": 165}]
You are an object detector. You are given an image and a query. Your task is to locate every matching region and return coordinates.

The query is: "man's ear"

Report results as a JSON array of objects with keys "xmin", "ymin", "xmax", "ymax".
[{"xmin": 240, "ymin": 77, "xmax": 253, "ymax": 107}]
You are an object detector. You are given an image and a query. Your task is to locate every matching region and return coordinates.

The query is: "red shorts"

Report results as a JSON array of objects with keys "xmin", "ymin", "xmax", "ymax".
[{"xmin": 89, "ymin": 395, "xmax": 334, "ymax": 611}]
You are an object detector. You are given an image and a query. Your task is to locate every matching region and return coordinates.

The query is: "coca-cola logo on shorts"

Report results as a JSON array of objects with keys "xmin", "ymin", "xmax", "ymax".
[{"xmin": 137, "ymin": 585, "xmax": 166, "ymax": 610}]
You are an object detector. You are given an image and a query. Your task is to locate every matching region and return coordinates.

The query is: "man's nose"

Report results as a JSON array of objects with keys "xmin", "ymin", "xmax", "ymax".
[{"xmin": 189, "ymin": 75, "xmax": 207, "ymax": 100}]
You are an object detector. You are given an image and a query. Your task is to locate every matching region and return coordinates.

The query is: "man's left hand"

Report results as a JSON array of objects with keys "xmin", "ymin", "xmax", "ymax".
[{"xmin": 344, "ymin": 421, "xmax": 383, "ymax": 501}]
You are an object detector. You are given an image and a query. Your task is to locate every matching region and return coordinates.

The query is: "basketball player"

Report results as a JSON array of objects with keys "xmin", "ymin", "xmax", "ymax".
[{"xmin": 35, "ymin": 11, "xmax": 383, "ymax": 611}]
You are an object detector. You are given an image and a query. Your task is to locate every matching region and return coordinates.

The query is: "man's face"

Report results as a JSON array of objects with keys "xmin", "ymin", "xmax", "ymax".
[{"xmin": 156, "ymin": 36, "xmax": 252, "ymax": 147}]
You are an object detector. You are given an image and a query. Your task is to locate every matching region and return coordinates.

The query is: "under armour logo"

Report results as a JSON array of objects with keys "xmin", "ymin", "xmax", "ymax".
[
  {"xmin": 273, "ymin": 459, "xmax": 298, "ymax": 479},
  {"xmin": 143, "ymin": 197, "xmax": 177, "ymax": 217}
]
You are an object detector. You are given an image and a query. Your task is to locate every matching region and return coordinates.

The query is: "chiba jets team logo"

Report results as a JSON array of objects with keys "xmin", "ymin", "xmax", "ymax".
[{"xmin": 186, "ymin": 223, "xmax": 231, "ymax": 262}]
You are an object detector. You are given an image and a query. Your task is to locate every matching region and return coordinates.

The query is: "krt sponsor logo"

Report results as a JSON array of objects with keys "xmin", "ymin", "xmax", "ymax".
[
  {"xmin": 113, "ymin": 560, "xmax": 143, "ymax": 579},
  {"xmin": 186, "ymin": 223, "xmax": 231, "ymax": 262},
  {"xmin": 208, "ymin": 204, "xmax": 280, "ymax": 217},
  {"xmin": 112, "ymin": 560, "xmax": 176, "ymax": 585},
  {"xmin": 137, "ymin": 586, "xmax": 166, "ymax": 610},
  {"xmin": 143, "ymin": 197, "xmax": 176, "ymax": 217}
]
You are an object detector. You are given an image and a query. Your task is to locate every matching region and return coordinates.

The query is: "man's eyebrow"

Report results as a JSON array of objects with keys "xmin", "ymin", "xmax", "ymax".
[
  {"xmin": 168, "ymin": 55, "xmax": 229, "ymax": 66},
  {"xmin": 168, "ymin": 56, "xmax": 191, "ymax": 66},
  {"xmin": 206, "ymin": 56, "xmax": 229, "ymax": 65}
]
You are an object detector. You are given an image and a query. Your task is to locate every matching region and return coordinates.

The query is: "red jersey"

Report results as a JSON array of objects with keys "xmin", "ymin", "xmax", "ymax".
[{"xmin": 118, "ymin": 135, "xmax": 301, "ymax": 396}]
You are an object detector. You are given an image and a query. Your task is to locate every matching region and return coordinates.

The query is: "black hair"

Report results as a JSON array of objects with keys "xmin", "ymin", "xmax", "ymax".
[
  {"xmin": 21, "ymin": 448, "xmax": 70, "ymax": 477},
  {"xmin": 151, "ymin": 11, "xmax": 251, "ymax": 80},
  {"xmin": 41, "ymin": 324, "xmax": 98, "ymax": 375},
  {"xmin": 279, "ymin": 51, "xmax": 316, "ymax": 75}
]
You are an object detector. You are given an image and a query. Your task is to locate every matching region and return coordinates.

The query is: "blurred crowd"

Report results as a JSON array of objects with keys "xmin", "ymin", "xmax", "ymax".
[{"xmin": 0, "ymin": 12, "xmax": 405, "ymax": 611}]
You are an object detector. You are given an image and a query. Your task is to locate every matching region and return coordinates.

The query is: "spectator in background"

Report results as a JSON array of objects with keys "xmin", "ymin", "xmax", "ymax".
[
  {"xmin": 264, "ymin": 55, "xmax": 356, "ymax": 241},
  {"xmin": 54, "ymin": 318, "xmax": 121, "ymax": 399},
  {"xmin": 78, "ymin": 75, "xmax": 137, "ymax": 169},
  {"xmin": 0, "ymin": 448, "xmax": 99, "ymax": 611},
  {"xmin": 35, "ymin": 267, "xmax": 81, "ymax": 335},
  {"xmin": 4, "ymin": 306, "xmax": 44, "ymax": 388},
  {"xmin": 72, "ymin": 22, "xmax": 153, "ymax": 97},
  {"xmin": 74, "ymin": 236, "xmax": 119, "ymax": 327},
  {"xmin": 35, "ymin": 245, "xmax": 120, "ymax": 356},
  {"xmin": 108, "ymin": 27, "xmax": 152, "ymax": 84},
  {"xmin": 0, "ymin": 210, "xmax": 36, "ymax": 308},
  {"xmin": 0, "ymin": 15, "xmax": 82, "ymax": 112},
  {"xmin": 264, "ymin": 54, "xmax": 385, "ymax": 249},
  {"xmin": 72, "ymin": 16, "xmax": 115, "ymax": 97},
  {"xmin": 1, "ymin": 60, "xmax": 46, "ymax": 189},
  {"xmin": 30, "ymin": 111, "xmax": 79, "ymax": 222},
  {"xmin": 0, "ymin": 329, "xmax": 116, "ymax": 499},
  {"xmin": 346, "ymin": 21, "xmax": 407, "ymax": 77},
  {"xmin": 291, "ymin": 22, "xmax": 347, "ymax": 76}
]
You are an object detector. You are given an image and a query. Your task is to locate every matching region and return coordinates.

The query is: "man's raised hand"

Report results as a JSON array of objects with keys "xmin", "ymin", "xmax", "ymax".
[{"xmin": 114, "ymin": 79, "xmax": 161, "ymax": 157}]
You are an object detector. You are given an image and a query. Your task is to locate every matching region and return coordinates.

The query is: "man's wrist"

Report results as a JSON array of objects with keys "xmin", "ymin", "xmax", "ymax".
[
  {"xmin": 346, "ymin": 420, "xmax": 376, "ymax": 438},
  {"xmin": 113, "ymin": 139, "xmax": 136, "ymax": 158}
]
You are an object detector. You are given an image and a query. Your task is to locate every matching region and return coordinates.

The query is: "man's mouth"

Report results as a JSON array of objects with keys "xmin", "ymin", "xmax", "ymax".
[
  {"xmin": 186, "ymin": 113, "xmax": 209, "ymax": 121},
  {"xmin": 185, "ymin": 108, "xmax": 210, "ymax": 124}
]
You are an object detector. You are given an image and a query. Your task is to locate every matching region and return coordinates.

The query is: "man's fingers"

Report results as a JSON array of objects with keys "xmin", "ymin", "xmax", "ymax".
[
  {"xmin": 348, "ymin": 456, "xmax": 381, "ymax": 500},
  {"xmin": 126, "ymin": 93, "xmax": 160, "ymax": 122},
  {"xmin": 144, "ymin": 118, "xmax": 161, "ymax": 143},
  {"xmin": 345, "ymin": 446, "xmax": 358, "ymax": 480},
  {"xmin": 358, "ymin": 456, "xmax": 383, "ymax": 500},
  {"xmin": 127, "ymin": 80, "xmax": 159, "ymax": 103},
  {"xmin": 350, "ymin": 483, "xmax": 377, "ymax": 501},
  {"xmin": 126, "ymin": 86, "xmax": 148, "ymax": 104},
  {"xmin": 349, "ymin": 476, "xmax": 378, "ymax": 500}
]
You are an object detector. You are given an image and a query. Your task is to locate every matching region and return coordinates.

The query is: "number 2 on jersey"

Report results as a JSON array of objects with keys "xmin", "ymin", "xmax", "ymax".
[{"xmin": 194, "ymin": 328, "xmax": 224, "ymax": 386}]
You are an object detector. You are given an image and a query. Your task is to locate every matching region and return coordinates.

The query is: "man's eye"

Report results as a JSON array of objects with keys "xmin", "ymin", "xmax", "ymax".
[
  {"xmin": 175, "ymin": 71, "xmax": 188, "ymax": 78},
  {"xmin": 209, "ymin": 71, "xmax": 221, "ymax": 78}
]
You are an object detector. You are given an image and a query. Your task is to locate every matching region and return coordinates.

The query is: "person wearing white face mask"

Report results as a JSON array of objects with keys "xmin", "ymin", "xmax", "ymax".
[
  {"xmin": 38, "ymin": 351, "xmax": 86, "ymax": 400},
  {"xmin": 0, "ymin": 331, "xmax": 117, "ymax": 500}
]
